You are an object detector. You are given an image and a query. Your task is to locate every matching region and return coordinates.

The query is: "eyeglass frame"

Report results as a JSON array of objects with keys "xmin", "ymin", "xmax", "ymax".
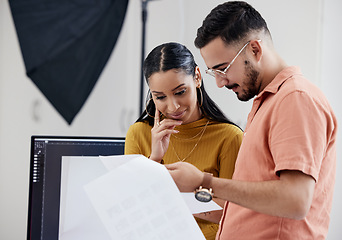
[{"xmin": 205, "ymin": 40, "xmax": 260, "ymax": 78}]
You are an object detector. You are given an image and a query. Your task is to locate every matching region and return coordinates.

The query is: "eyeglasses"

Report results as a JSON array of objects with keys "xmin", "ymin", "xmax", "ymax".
[{"xmin": 205, "ymin": 40, "xmax": 252, "ymax": 79}]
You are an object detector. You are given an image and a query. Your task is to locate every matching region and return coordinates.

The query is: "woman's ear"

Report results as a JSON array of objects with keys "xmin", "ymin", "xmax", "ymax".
[{"xmin": 194, "ymin": 66, "xmax": 202, "ymax": 87}]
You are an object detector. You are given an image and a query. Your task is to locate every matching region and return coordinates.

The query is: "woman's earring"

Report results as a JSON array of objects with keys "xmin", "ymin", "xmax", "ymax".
[
  {"xmin": 197, "ymin": 87, "xmax": 203, "ymax": 108},
  {"xmin": 145, "ymin": 98, "xmax": 155, "ymax": 118}
]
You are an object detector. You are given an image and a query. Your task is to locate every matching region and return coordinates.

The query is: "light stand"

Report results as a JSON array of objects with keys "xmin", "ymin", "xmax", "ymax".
[{"xmin": 139, "ymin": 0, "xmax": 149, "ymax": 114}]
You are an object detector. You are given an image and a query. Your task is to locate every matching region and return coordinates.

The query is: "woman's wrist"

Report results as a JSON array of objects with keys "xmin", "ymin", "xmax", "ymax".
[{"xmin": 148, "ymin": 155, "xmax": 164, "ymax": 164}]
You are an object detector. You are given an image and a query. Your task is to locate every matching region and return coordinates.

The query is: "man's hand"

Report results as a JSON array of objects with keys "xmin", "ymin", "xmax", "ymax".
[{"xmin": 165, "ymin": 162, "xmax": 203, "ymax": 192}]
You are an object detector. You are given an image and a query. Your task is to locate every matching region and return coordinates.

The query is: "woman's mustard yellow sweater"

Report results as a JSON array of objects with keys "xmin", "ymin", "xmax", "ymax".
[{"xmin": 125, "ymin": 117, "xmax": 243, "ymax": 240}]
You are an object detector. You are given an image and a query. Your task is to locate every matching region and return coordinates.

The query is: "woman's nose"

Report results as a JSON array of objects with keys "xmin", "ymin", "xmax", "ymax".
[{"xmin": 167, "ymin": 98, "xmax": 180, "ymax": 112}]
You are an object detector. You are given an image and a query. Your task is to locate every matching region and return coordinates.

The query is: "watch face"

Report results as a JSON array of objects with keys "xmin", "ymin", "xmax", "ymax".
[{"xmin": 195, "ymin": 191, "xmax": 212, "ymax": 202}]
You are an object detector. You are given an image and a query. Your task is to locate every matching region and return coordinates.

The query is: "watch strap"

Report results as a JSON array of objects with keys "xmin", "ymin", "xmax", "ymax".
[{"xmin": 202, "ymin": 172, "xmax": 213, "ymax": 189}]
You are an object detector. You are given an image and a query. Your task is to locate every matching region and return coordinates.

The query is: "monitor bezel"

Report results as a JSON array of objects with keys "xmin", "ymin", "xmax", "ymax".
[{"xmin": 27, "ymin": 135, "xmax": 125, "ymax": 240}]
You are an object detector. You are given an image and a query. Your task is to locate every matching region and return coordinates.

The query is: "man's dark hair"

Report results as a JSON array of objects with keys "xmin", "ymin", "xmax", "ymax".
[{"xmin": 195, "ymin": 1, "xmax": 270, "ymax": 48}]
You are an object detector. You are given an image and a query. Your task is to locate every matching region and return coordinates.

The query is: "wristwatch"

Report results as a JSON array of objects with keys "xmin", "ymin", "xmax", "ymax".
[{"xmin": 195, "ymin": 172, "xmax": 213, "ymax": 202}]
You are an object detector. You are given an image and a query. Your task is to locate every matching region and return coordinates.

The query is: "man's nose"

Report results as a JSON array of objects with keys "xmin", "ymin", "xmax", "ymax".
[{"xmin": 215, "ymin": 76, "xmax": 228, "ymax": 88}]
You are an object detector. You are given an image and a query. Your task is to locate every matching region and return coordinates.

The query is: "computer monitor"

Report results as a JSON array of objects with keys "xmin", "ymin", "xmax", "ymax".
[{"xmin": 27, "ymin": 136, "xmax": 125, "ymax": 240}]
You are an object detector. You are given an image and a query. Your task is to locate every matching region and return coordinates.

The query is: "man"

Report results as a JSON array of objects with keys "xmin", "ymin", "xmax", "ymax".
[{"xmin": 165, "ymin": 1, "xmax": 337, "ymax": 239}]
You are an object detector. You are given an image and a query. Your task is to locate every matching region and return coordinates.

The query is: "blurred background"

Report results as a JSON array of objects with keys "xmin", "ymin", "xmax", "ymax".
[{"xmin": 0, "ymin": 0, "xmax": 341, "ymax": 239}]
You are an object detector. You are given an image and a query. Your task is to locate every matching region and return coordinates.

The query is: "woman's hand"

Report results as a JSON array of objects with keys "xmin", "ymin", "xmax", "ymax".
[{"xmin": 149, "ymin": 108, "xmax": 182, "ymax": 162}]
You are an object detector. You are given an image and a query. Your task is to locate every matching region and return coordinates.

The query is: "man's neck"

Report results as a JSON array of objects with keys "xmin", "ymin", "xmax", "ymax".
[{"xmin": 259, "ymin": 52, "xmax": 288, "ymax": 92}]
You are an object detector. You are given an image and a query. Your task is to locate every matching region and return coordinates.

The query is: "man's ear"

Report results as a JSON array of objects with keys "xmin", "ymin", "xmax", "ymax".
[{"xmin": 250, "ymin": 39, "xmax": 262, "ymax": 62}]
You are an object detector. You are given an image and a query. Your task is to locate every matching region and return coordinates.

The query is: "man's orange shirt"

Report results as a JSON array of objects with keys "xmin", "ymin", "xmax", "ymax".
[{"xmin": 217, "ymin": 66, "xmax": 337, "ymax": 240}]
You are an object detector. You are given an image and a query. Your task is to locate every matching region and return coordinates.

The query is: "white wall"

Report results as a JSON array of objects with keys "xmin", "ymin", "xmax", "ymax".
[
  {"xmin": 145, "ymin": 0, "xmax": 323, "ymax": 129},
  {"xmin": 0, "ymin": 0, "xmax": 340, "ymax": 239},
  {"xmin": 321, "ymin": 0, "xmax": 342, "ymax": 238}
]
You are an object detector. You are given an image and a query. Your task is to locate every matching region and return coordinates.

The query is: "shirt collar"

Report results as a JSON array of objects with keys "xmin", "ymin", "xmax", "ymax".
[{"xmin": 256, "ymin": 66, "xmax": 302, "ymax": 99}]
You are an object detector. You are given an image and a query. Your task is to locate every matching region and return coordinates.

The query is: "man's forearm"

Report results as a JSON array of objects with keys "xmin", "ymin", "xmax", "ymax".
[{"xmin": 211, "ymin": 170, "xmax": 315, "ymax": 219}]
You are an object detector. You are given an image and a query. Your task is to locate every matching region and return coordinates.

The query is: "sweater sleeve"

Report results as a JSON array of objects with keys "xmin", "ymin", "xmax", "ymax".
[
  {"xmin": 125, "ymin": 123, "xmax": 142, "ymax": 155},
  {"xmin": 124, "ymin": 122, "xmax": 152, "ymax": 158},
  {"xmin": 218, "ymin": 125, "xmax": 243, "ymax": 179}
]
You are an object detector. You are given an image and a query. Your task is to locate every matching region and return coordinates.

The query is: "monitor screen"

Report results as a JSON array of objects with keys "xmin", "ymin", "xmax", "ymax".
[{"xmin": 27, "ymin": 136, "xmax": 125, "ymax": 240}]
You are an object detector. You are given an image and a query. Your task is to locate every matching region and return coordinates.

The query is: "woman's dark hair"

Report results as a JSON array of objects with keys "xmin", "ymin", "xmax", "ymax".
[
  {"xmin": 195, "ymin": 1, "xmax": 270, "ymax": 48},
  {"xmin": 136, "ymin": 42, "xmax": 239, "ymax": 129}
]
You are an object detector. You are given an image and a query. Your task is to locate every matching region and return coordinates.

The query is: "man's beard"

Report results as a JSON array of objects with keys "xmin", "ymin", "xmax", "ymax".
[{"xmin": 237, "ymin": 61, "xmax": 259, "ymax": 101}]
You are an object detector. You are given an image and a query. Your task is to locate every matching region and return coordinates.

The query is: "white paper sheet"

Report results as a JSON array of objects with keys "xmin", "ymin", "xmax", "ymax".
[
  {"xmin": 59, "ymin": 156, "xmax": 112, "ymax": 240},
  {"xmin": 181, "ymin": 192, "xmax": 222, "ymax": 214},
  {"xmin": 59, "ymin": 154, "xmax": 206, "ymax": 240},
  {"xmin": 99, "ymin": 155, "xmax": 222, "ymax": 214}
]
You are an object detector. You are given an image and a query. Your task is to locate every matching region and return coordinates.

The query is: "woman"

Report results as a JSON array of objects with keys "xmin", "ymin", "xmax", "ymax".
[{"xmin": 125, "ymin": 42, "xmax": 243, "ymax": 240}]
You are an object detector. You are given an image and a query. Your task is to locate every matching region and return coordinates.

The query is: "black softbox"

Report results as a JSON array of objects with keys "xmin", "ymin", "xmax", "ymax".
[{"xmin": 9, "ymin": 0, "xmax": 129, "ymax": 124}]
